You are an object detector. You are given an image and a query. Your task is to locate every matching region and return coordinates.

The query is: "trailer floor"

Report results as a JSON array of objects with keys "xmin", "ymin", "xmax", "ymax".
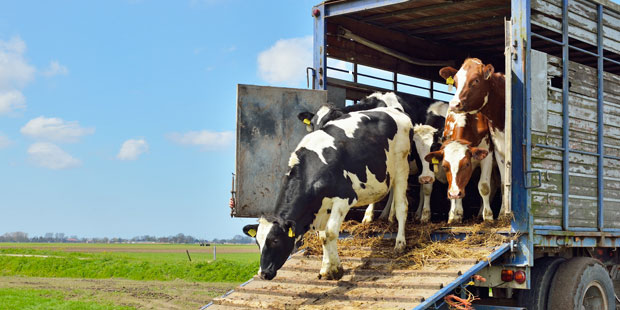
[{"xmin": 207, "ymin": 238, "xmax": 507, "ymax": 310}]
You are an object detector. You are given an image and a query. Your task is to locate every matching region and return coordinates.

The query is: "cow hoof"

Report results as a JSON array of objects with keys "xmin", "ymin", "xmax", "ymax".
[
  {"xmin": 421, "ymin": 211, "xmax": 431, "ymax": 223},
  {"xmin": 483, "ymin": 209, "xmax": 494, "ymax": 222},
  {"xmin": 319, "ymin": 266, "xmax": 344, "ymax": 280},
  {"xmin": 394, "ymin": 239, "xmax": 406, "ymax": 253},
  {"xmin": 447, "ymin": 217, "xmax": 462, "ymax": 224}
]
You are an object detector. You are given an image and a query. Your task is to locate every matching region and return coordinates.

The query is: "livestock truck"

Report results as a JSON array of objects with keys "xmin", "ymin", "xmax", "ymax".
[{"xmin": 206, "ymin": 0, "xmax": 620, "ymax": 309}]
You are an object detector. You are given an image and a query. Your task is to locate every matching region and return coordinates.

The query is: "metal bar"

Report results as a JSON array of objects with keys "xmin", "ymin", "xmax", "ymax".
[
  {"xmin": 603, "ymin": 57, "xmax": 620, "ymax": 66},
  {"xmin": 534, "ymin": 225, "xmax": 564, "ymax": 230},
  {"xmin": 313, "ymin": 4, "xmax": 326, "ymax": 90},
  {"xmin": 326, "ymin": 66, "xmax": 350, "ymax": 74},
  {"xmin": 597, "ymin": 3, "xmax": 605, "ymax": 232},
  {"xmin": 389, "ymin": 4, "xmax": 509, "ymax": 28},
  {"xmin": 569, "ymin": 45, "xmax": 599, "ymax": 58},
  {"xmin": 362, "ymin": 0, "xmax": 485, "ymax": 22},
  {"xmin": 569, "ymin": 227, "xmax": 599, "ymax": 232},
  {"xmin": 510, "ymin": 0, "xmax": 533, "ymax": 267},
  {"xmin": 324, "ymin": 0, "xmax": 410, "ymax": 17},
  {"xmin": 413, "ymin": 244, "xmax": 511, "ymax": 310},
  {"xmin": 338, "ymin": 26, "xmax": 454, "ymax": 66},
  {"xmin": 356, "ymin": 72, "xmax": 397, "ymax": 84},
  {"xmin": 561, "ymin": 0, "xmax": 570, "ymax": 231},
  {"xmin": 408, "ymin": 16, "xmax": 503, "ymax": 35},
  {"xmin": 531, "ymin": 32, "xmax": 564, "ymax": 46},
  {"xmin": 533, "ymin": 144, "xmax": 620, "ymax": 161}
]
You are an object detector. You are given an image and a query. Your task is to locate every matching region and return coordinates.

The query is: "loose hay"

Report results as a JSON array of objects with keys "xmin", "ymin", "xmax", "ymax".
[{"xmin": 300, "ymin": 217, "xmax": 517, "ymax": 270}]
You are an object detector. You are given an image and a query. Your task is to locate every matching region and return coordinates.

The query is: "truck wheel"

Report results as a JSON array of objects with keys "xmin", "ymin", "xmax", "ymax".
[
  {"xmin": 548, "ymin": 257, "xmax": 615, "ymax": 310},
  {"xmin": 517, "ymin": 256, "xmax": 565, "ymax": 310}
]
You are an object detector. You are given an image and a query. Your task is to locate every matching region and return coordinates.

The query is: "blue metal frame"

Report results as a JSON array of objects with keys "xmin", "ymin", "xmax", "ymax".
[
  {"xmin": 413, "ymin": 244, "xmax": 511, "ymax": 310},
  {"xmin": 313, "ymin": 4, "xmax": 326, "ymax": 90},
  {"xmin": 561, "ymin": 0, "xmax": 570, "ymax": 231},
  {"xmin": 509, "ymin": 0, "xmax": 533, "ymax": 267},
  {"xmin": 323, "ymin": 0, "xmax": 410, "ymax": 17},
  {"xmin": 596, "ymin": 3, "xmax": 604, "ymax": 232}
]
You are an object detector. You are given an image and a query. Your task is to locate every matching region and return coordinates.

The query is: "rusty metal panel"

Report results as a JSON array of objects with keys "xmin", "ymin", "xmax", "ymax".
[{"xmin": 234, "ymin": 85, "xmax": 332, "ymax": 218}]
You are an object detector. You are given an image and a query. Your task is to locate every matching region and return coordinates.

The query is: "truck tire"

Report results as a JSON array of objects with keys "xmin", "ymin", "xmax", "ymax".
[
  {"xmin": 517, "ymin": 256, "xmax": 566, "ymax": 310},
  {"xmin": 548, "ymin": 257, "xmax": 615, "ymax": 310}
]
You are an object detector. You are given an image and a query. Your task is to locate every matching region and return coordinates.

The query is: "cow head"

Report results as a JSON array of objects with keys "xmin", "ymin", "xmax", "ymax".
[
  {"xmin": 439, "ymin": 58, "xmax": 494, "ymax": 113},
  {"xmin": 424, "ymin": 140, "xmax": 488, "ymax": 199},
  {"xmin": 243, "ymin": 217, "xmax": 296, "ymax": 280},
  {"xmin": 413, "ymin": 124, "xmax": 438, "ymax": 184},
  {"xmin": 297, "ymin": 105, "xmax": 343, "ymax": 132}
]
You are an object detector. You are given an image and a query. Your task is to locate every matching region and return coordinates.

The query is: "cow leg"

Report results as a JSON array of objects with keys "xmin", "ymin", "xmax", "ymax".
[
  {"xmin": 479, "ymin": 153, "xmax": 494, "ymax": 222},
  {"xmin": 378, "ymin": 190, "xmax": 394, "ymax": 221},
  {"xmin": 448, "ymin": 198, "xmax": 463, "ymax": 224},
  {"xmin": 392, "ymin": 158, "xmax": 409, "ymax": 253},
  {"xmin": 362, "ymin": 204, "xmax": 374, "ymax": 224},
  {"xmin": 494, "ymin": 151, "xmax": 508, "ymax": 218},
  {"xmin": 420, "ymin": 183, "xmax": 432, "ymax": 223},
  {"xmin": 319, "ymin": 198, "xmax": 351, "ymax": 280},
  {"xmin": 415, "ymin": 187, "xmax": 423, "ymax": 221}
]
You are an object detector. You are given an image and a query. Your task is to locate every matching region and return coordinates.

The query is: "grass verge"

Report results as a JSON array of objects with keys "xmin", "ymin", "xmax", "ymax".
[
  {"xmin": 0, "ymin": 288, "xmax": 132, "ymax": 310},
  {"xmin": 0, "ymin": 248, "xmax": 258, "ymax": 282}
]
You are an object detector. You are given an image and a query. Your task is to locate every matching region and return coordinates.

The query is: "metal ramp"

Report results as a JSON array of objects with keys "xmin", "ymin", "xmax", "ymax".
[{"xmin": 205, "ymin": 242, "xmax": 510, "ymax": 310}]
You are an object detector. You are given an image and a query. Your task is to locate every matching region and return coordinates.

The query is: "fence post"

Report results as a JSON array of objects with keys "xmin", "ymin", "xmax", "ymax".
[{"xmin": 213, "ymin": 245, "xmax": 216, "ymax": 261}]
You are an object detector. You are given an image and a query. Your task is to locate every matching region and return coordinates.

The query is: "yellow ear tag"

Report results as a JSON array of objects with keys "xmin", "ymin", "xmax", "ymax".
[
  {"xmin": 446, "ymin": 76, "xmax": 454, "ymax": 92},
  {"xmin": 432, "ymin": 158, "xmax": 439, "ymax": 173},
  {"xmin": 431, "ymin": 158, "xmax": 439, "ymax": 164},
  {"xmin": 248, "ymin": 229, "xmax": 257, "ymax": 237},
  {"xmin": 303, "ymin": 119, "xmax": 311, "ymax": 125},
  {"xmin": 288, "ymin": 227, "xmax": 295, "ymax": 238}
]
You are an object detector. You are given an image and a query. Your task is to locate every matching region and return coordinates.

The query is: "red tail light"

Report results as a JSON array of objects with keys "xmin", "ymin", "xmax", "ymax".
[
  {"xmin": 501, "ymin": 269, "xmax": 514, "ymax": 282},
  {"xmin": 514, "ymin": 270, "xmax": 526, "ymax": 284}
]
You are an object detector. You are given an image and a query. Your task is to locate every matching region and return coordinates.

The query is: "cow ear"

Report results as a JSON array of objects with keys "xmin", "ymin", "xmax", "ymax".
[
  {"xmin": 297, "ymin": 111, "xmax": 314, "ymax": 123},
  {"xmin": 483, "ymin": 64, "xmax": 495, "ymax": 80},
  {"xmin": 243, "ymin": 224, "xmax": 259, "ymax": 238},
  {"xmin": 282, "ymin": 220, "xmax": 296, "ymax": 238},
  {"xmin": 471, "ymin": 147, "xmax": 489, "ymax": 160},
  {"xmin": 424, "ymin": 150, "xmax": 444, "ymax": 163},
  {"xmin": 439, "ymin": 67, "xmax": 458, "ymax": 80}
]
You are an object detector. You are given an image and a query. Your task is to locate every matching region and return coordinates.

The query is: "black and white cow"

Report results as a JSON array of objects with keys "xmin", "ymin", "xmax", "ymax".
[
  {"xmin": 297, "ymin": 92, "xmax": 434, "ymax": 223},
  {"xmin": 244, "ymin": 105, "xmax": 413, "ymax": 281},
  {"xmin": 412, "ymin": 101, "xmax": 449, "ymax": 223}
]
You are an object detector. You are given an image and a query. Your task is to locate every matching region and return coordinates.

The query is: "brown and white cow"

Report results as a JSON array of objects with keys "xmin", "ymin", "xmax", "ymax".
[
  {"xmin": 425, "ymin": 111, "xmax": 495, "ymax": 223},
  {"xmin": 439, "ymin": 58, "xmax": 507, "ymax": 217}
]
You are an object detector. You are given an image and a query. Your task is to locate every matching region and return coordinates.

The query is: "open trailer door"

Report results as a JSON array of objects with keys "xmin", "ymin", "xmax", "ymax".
[{"xmin": 233, "ymin": 85, "xmax": 340, "ymax": 218}]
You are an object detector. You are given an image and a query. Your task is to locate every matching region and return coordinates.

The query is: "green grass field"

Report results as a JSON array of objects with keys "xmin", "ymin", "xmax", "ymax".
[
  {"xmin": 0, "ymin": 288, "xmax": 133, "ymax": 310},
  {"xmin": 0, "ymin": 243, "xmax": 259, "ymax": 282},
  {"xmin": 0, "ymin": 243, "xmax": 261, "ymax": 309}
]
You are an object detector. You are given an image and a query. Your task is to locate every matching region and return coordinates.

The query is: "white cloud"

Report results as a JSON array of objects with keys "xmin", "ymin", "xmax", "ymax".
[
  {"xmin": 166, "ymin": 130, "xmax": 233, "ymax": 151},
  {"xmin": 0, "ymin": 90, "xmax": 26, "ymax": 114},
  {"xmin": 0, "ymin": 132, "xmax": 12, "ymax": 149},
  {"xmin": 41, "ymin": 60, "xmax": 68, "ymax": 77},
  {"xmin": 117, "ymin": 139, "xmax": 148, "ymax": 160},
  {"xmin": 27, "ymin": 142, "xmax": 81, "ymax": 170},
  {"xmin": 0, "ymin": 37, "xmax": 35, "ymax": 90},
  {"xmin": 257, "ymin": 36, "xmax": 312, "ymax": 86},
  {"xmin": 21, "ymin": 116, "xmax": 95, "ymax": 143},
  {"xmin": 0, "ymin": 36, "xmax": 35, "ymax": 115}
]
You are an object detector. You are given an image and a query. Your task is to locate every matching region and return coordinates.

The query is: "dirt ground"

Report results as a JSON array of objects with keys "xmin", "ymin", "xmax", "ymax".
[{"xmin": 0, "ymin": 276, "xmax": 236, "ymax": 310}]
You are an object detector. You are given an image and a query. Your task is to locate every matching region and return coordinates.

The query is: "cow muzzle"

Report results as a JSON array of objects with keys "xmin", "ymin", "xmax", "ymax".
[
  {"xmin": 448, "ymin": 190, "xmax": 464, "ymax": 199},
  {"xmin": 419, "ymin": 175, "xmax": 435, "ymax": 184},
  {"xmin": 449, "ymin": 100, "xmax": 463, "ymax": 111},
  {"xmin": 260, "ymin": 269, "xmax": 276, "ymax": 280}
]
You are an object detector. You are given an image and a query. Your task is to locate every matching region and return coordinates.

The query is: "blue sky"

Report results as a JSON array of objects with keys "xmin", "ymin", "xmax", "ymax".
[
  {"xmin": 0, "ymin": 0, "xmax": 316, "ymax": 240},
  {"xmin": 2, "ymin": 1, "xmax": 618, "ymax": 240}
]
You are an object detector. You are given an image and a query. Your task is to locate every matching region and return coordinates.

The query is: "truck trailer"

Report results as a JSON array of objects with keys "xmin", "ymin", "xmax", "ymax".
[{"xmin": 207, "ymin": 0, "xmax": 620, "ymax": 309}]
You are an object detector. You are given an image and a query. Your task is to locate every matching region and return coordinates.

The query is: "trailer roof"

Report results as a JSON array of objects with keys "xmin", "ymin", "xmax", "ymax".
[{"xmin": 319, "ymin": 0, "xmax": 620, "ymax": 82}]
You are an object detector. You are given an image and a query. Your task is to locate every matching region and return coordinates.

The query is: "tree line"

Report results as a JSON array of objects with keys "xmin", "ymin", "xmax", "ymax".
[{"xmin": 0, "ymin": 231, "xmax": 253, "ymax": 244}]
